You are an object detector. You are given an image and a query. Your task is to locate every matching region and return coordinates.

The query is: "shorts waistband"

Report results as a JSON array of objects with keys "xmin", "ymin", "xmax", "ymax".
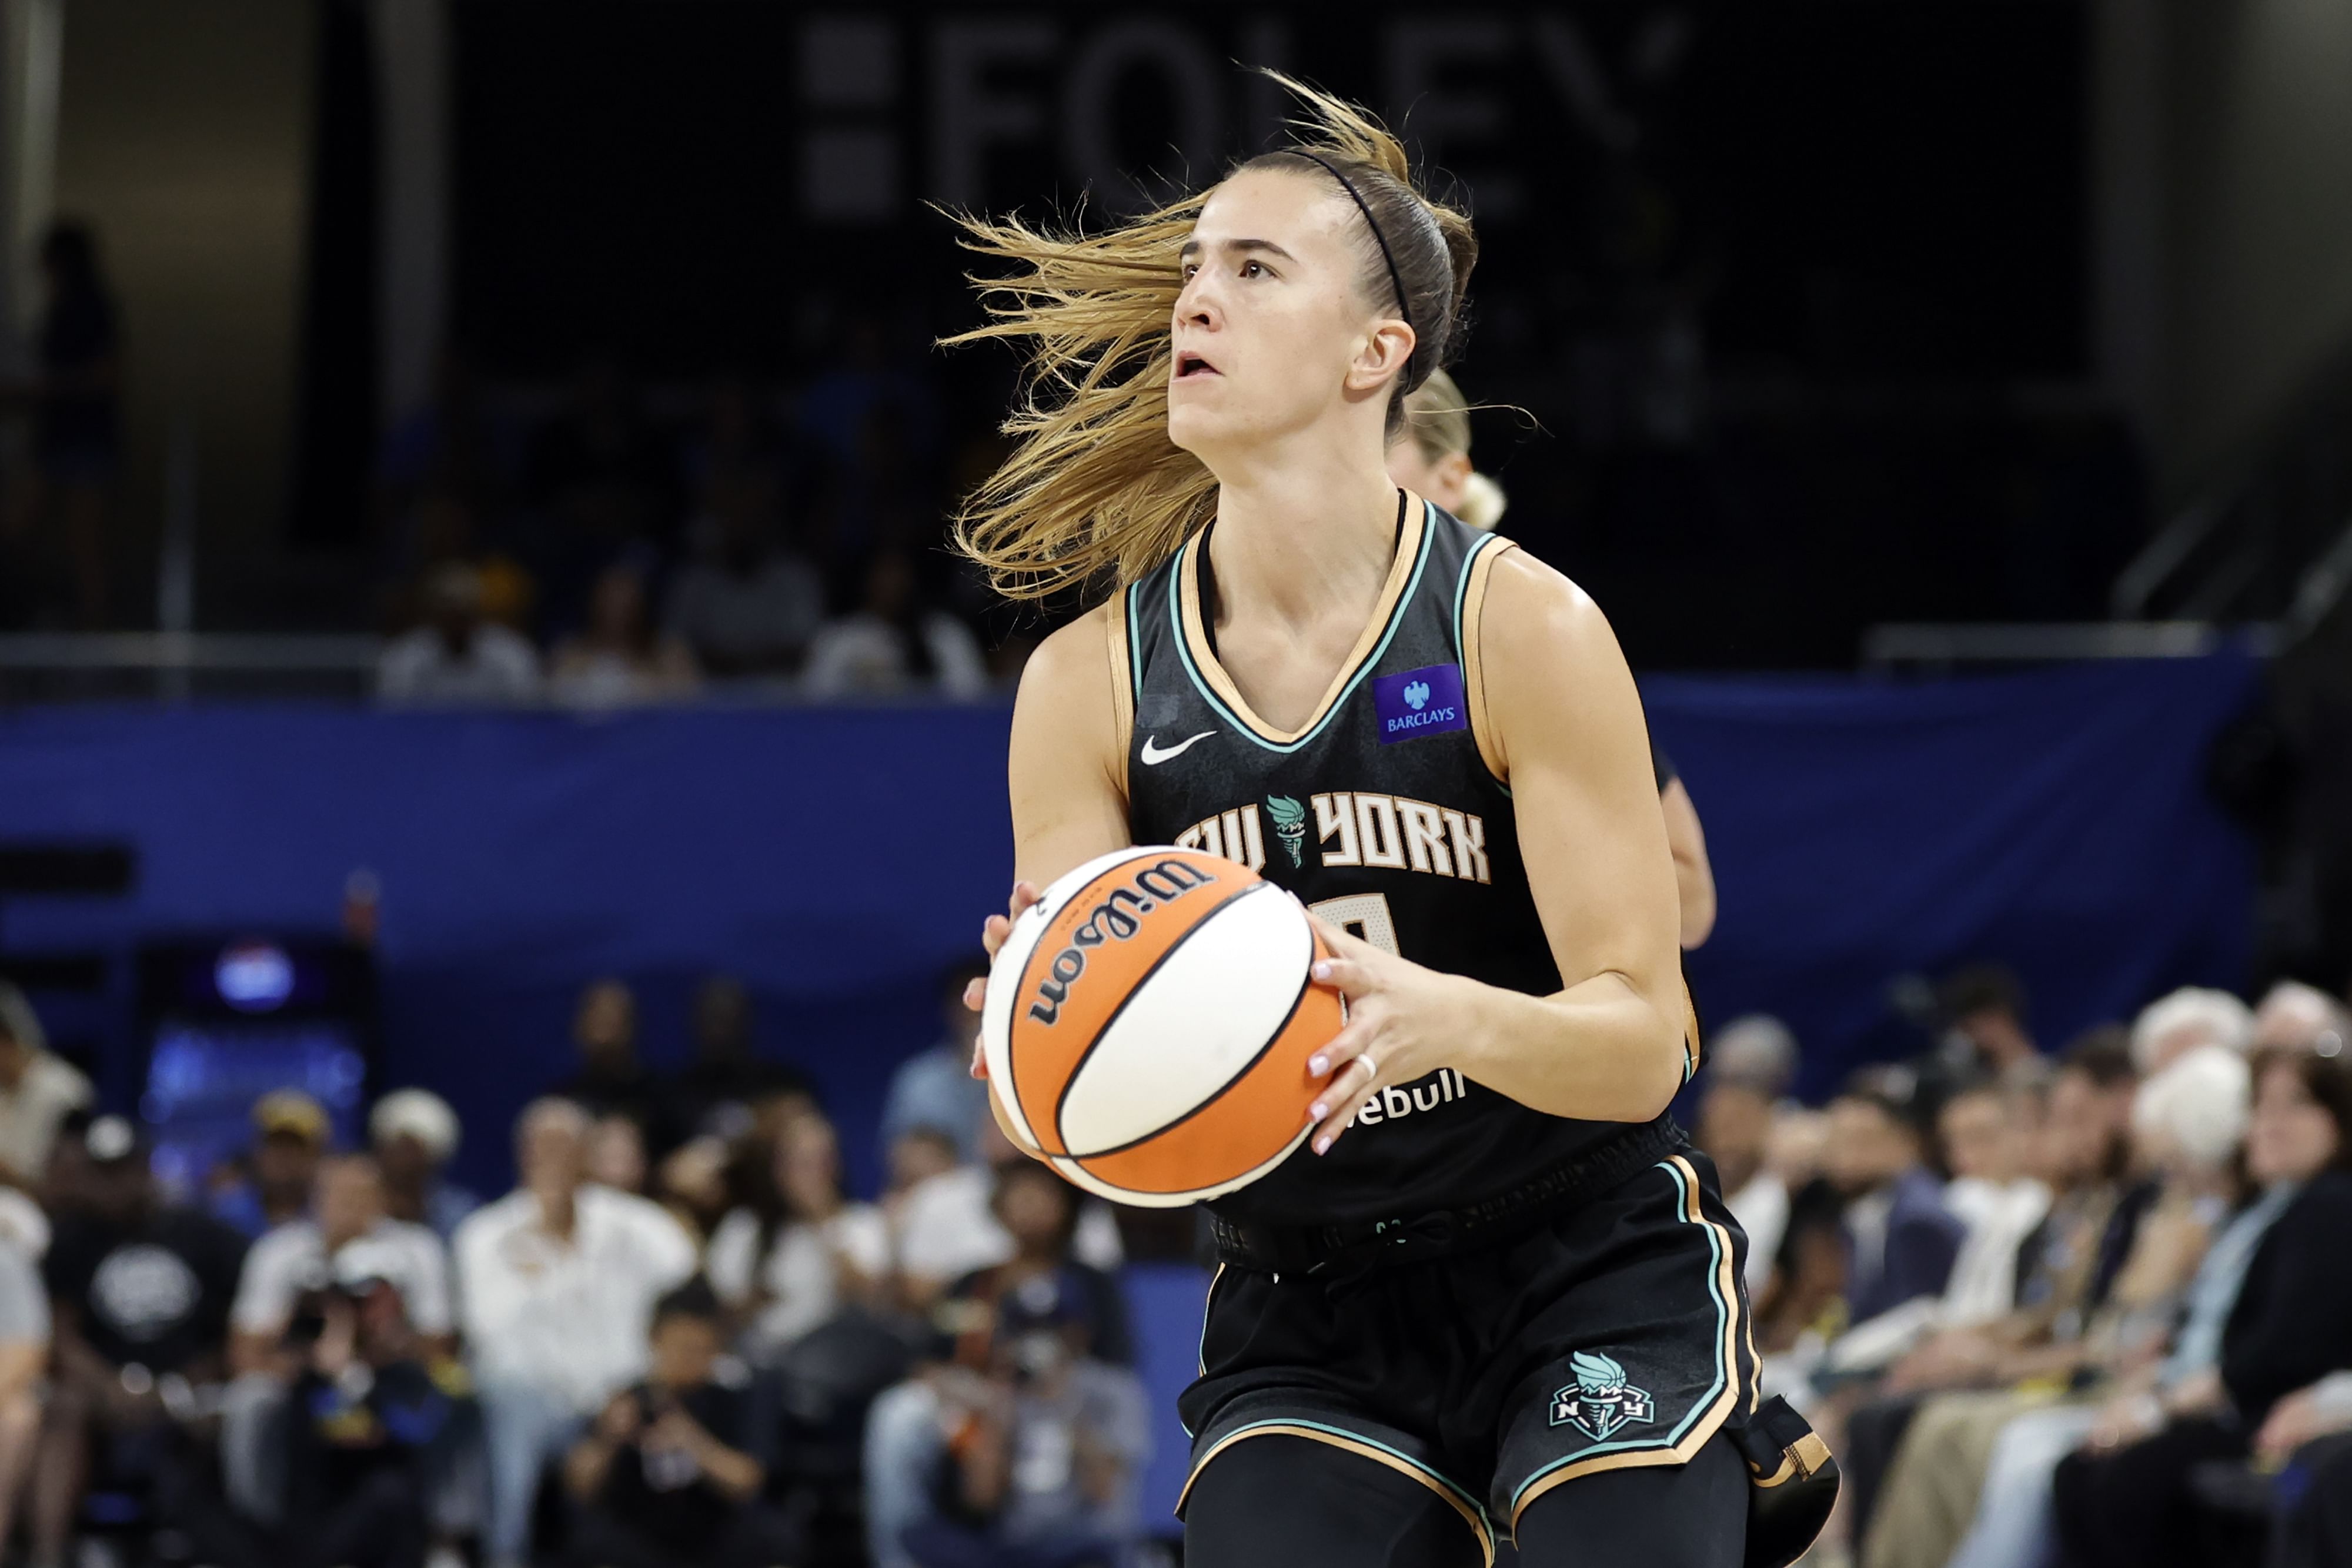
[{"xmin": 1209, "ymin": 1116, "xmax": 1688, "ymax": 1280}]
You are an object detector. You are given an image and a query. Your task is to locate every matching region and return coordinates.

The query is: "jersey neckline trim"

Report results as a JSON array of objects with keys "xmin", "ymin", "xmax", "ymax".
[{"xmin": 1170, "ymin": 492, "xmax": 1435, "ymax": 753}]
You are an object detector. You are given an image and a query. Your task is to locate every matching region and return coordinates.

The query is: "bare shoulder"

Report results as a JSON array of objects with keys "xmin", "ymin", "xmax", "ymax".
[
  {"xmin": 1010, "ymin": 599, "xmax": 1128, "ymax": 800},
  {"xmin": 1479, "ymin": 547, "xmax": 1630, "ymax": 687}
]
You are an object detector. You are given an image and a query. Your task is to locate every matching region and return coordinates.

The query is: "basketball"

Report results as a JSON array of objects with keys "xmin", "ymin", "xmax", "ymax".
[{"xmin": 980, "ymin": 846, "xmax": 1344, "ymax": 1207}]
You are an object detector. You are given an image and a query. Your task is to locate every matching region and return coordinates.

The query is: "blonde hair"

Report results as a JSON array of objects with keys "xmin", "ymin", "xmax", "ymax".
[
  {"xmin": 945, "ymin": 75, "xmax": 1476, "ymax": 601},
  {"xmin": 1397, "ymin": 369, "xmax": 1509, "ymax": 530}
]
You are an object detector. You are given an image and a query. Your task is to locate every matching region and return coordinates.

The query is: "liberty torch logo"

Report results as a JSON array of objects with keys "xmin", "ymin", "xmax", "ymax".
[
  {"xmin": 1547, "ymin": 1351, "xmax": 1654, "ymax": 1443},
  {"xmin": 1264, "ymin": 795, "xmax": 1308, "ymax": 868}
]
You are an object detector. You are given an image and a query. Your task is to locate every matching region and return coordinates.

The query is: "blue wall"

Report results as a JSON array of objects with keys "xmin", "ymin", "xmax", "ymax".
[{"xmin": 0, "ymin": 650, "xmax": 2260, "ymax": 1195}]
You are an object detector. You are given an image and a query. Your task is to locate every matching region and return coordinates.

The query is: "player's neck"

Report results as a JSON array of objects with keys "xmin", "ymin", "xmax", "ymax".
[{"xmin": 1206, "ymin": 442, "xmax": 1399, "ymax": 633}]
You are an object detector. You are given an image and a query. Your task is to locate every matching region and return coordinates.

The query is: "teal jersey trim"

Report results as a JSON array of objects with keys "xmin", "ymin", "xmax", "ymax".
[
  {"xmin": 1505, "ymin": 1159, "xmax": 1732, "ymax": 1513},
  {"xmin": 1125, "ymin": 579, "xmax": 1146, "ymax": 706},
  {"xmin": 1169, "ymin": 500, "xmax": 1439, "ymax": 755}
]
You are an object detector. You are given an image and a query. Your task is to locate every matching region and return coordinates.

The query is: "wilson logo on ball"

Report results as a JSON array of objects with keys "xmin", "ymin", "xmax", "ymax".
[
  {"xmin": 983, "ymin": 846, "xmax": 1344, "ymax": 1208},
  {"xmin": 1027, "ymin": 857, "xmax": 1219, "ymax": 1025}
]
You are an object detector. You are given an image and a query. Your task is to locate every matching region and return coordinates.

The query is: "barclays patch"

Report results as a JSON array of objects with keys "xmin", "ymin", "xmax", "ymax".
[{"xmin": 1372, "ymin": 663, "xmax": 1467, "ymax": 744}]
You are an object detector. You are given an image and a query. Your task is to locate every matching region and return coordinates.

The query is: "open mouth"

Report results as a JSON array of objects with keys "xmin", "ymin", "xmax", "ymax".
[{"xmin": 1174, "ymin": 351, "xmax": 1220, "ymax": 380}]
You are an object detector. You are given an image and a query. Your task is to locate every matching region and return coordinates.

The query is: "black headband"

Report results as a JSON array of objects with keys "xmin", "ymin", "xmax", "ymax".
[{"xmin": 1291, "ymin": 151, "xmax": 1418, "ymax": 384}]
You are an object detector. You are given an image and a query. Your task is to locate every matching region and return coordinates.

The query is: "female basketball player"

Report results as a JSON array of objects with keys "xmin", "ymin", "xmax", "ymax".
[
  {"xmin": 951, "ymin": 80, "xmax": 1830, "ymax": 1567},
  {"xmin": 1385, "ymin": 368, "xmax": 1508, "ymax": 531}
]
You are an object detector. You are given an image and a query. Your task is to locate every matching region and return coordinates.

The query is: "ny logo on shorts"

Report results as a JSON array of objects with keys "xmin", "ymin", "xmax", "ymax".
[{"xmin": 1547, "ymin": 1349, "xmax": 1654, "ymax": 1443}]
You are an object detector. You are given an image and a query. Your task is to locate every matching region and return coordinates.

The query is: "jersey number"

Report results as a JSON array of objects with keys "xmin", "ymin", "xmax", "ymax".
[{"xmin": 1306, "ymin": 893, "xmax": 1400, "ymax": 957}]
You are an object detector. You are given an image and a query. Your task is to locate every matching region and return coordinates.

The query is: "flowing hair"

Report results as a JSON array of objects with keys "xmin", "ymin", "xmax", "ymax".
[{"xmin": 943, "ymin": 75, "xmax": 1478, "ymax": 602}]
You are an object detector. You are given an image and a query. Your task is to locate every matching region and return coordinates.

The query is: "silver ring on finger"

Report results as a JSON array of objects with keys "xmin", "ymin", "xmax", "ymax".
[{"xmin": 1357, "ymin": 1054, "xmax": 1378, "ymax": 1086}]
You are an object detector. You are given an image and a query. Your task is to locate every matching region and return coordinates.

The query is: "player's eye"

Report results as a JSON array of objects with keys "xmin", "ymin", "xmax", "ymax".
[
  {"xmin": 1240, "ymin": 260, "xmax": 1266, "ymax": 279},
  {"xmin": 1180, "ymin": 262, "xmax": 1198, "ymax": 281}
]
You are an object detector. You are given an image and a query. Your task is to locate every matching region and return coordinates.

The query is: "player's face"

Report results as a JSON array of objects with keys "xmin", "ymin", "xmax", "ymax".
[{"xmin": 1168, "ymin": 168, "xmax": 1398, "ymax": 461}]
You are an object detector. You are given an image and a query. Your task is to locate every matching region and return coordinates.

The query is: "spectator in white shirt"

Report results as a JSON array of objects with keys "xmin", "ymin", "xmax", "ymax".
[
  {"xmin": 1695, "ymin": 1071, "xmax": 1788, "ymax": 1293},
  {"xmin": 802, "ymin": 549, "xmax": 987, "ymax": 701},
  {"xmin": 1934, "ymin": 1079, "xmax": 2054, "ymax": 1329},
  {"xmin": 0, "ymin": 982, "xmax": 91, "ymax": 1188},
  {"xmin": 894, "ymin": 1110, "xmax": 1121, "ymax": 1308},
  {"xmin": 455, "ymin": 1097, "xmax": 697, "ymax": 1568},
  {"xmin": 706, "ymin": 1111, "xmax": 887, "ymax": 1360},
  {"xmin": 376, "ymin": 561, "xmax": 540, "ymax": 706},
  {"xmin": 229, "ymin": 1154, "xmax": 453, "ymax": 1372},
  {"xmin": 662, "ymin": 477, "xmax": 824, "ymax": 678},
  {"xmin": 219, "ymin": 1154, "xmax": 455, "ymax": 1524},
  {"xmin": 0, "ymin": 1223, "xmax": 48, "ymax": 1556}
]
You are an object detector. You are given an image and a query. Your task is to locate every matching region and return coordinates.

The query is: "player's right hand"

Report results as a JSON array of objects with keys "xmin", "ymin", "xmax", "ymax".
[{"xmin": 964, "ymin": 881, "xmax": 1042, "ymax": 1081}]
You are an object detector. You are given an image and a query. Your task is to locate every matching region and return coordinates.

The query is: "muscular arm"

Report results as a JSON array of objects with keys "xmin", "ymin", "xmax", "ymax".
[
  {"xmin": 980, "ymin": 606, "xmax": 1135, "ymax": 1155},
  {"xmin": 1456, "ymin": 552, "xmax": 1689, "ymax": 1122}
]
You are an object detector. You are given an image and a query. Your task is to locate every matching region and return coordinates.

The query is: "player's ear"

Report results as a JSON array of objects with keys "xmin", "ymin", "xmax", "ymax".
[{"xmin": 1345, "ymin": 320, "xmax": 1415, "ymax": 394}]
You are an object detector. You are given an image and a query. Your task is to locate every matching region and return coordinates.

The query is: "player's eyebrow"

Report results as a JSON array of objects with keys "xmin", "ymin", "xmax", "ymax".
[{"xmin": 1177, "ymin": 237, "xmax": 1300, "ymax": 265}]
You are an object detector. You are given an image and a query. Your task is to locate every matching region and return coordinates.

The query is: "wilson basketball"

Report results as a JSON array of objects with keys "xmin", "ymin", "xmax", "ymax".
[{"xmin": 981, "ymin": 846, "xmax": 1343, "ymax": 1207}]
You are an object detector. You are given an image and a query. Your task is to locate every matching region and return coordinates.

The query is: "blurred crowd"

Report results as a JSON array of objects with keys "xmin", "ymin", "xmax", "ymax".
[
  {"xmin": 367, "ymin": 337, "xmax": 1003, "ymax": 710},
  {"xmin": 0, "ymin": 965, "xmax": 1150, "ymax": 1568},
  {"xmin": 1695, "ymin": 969, "xmax": 2352, "ymax": 1568}
]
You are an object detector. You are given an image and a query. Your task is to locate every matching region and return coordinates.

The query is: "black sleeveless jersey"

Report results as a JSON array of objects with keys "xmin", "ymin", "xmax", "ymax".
[{"xmin": 1114, "ymin": 494, "xmax": 1672, "ymax": 1228}]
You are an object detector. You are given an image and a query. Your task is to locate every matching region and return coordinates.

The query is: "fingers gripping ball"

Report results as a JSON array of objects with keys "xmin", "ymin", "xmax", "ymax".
[{"xmin": 981, "ymin": 847, "xmax": 1342, "ymax": 1207}]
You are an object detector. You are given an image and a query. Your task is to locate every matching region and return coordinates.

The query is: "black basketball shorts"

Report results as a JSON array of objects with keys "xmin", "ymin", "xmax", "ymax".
[{"xmin": 1177, "ymin": 1150, "xmax": 1763, "ymax": 1561}]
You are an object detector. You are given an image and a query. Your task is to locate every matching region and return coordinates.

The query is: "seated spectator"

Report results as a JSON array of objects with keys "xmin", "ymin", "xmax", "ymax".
[
  {"xmin": 547, "ymin": 560, "xmax": 699, "ymax": 709},
  {"xmin": 1708, "ymin": 1014, "xmax": 1800, "ymax": 1102},
  {"xmin": 706, "ymin": 1111, "xmax": 887, "ymax": 1361},
  {"xmin": 867, "ymin": 1161, "xmax": 1140, "ymax": 1568},
  {"xmin": 0, "ymin": 980, "xmax": 91, "ymax": 1189},
  {"xmin": 881, "ymin": 959, "xmax": 993, "ymax": 1166},
  {"xmin": 212, "ymin": 1089, "xmax": 332, "ymax": 1239},
  {"xmin": 562, "ymin": 1279, "xmax": 796, "ymax": 1568},
  {"xmin": 229, "ymin": 1154, "xmax": 453, "ymax": 1373},
  {"xmin": 2051, "ymin": 1047, "xmax": 2352, "ymax": 1568},
  {"xmin": 662, "ymin": 469, "xmax": 823, "ymax": 677},
  {"xmin": 2252, "ymin": 977, "xmax": 2351, "ymax": 1054},
  {"xmin": 219, "ymin": 1155, "xmax": 457, "ymax": 1544},
  {"xmin": 2254, "ymin": 1369, "xmax": 2352, "ymax": 1567},
  {"xmin": 1852, "ymin": 1029, "xmax": 2144, "ymax": 1564},
  {"xmin": 1932, "ymin": 1079, "xmax": 2052, "ymax": 1330},
  {"xmin": 803, "ymin": 549, "xmax": 988, "ymax": 700},
  {"xmin": 587, "ymin": 1113, "xmax": 650, "ymax": 1196},
  {"xmin": 555, "ymin": 978, "xmax": 683, "ymax": 1156},
  {"xmin": 2129, "ymin": 985, "xmax": 2254, "ymax": 1074},
  {"xmin": 0, "ymin": 1203, "xmax": 49, "ymax": 1556},
  {"xmin": 1870, "ymin": 1041, "xmax": 2250, "ymax": 1568},
  {"xmin": 1695, "ymin": 1068, "xmax": 1786, "ymax": 1291},
  {"xmin": 36, "ymin": 1116, "xmax": 252, "ymax": 1568},
  {"xmin": 376, "ymin": 561, "xmax": 540, "ymax": 705},
  {"xmin": 899, "ymin": 1273, "xmax": 1148, "ymax": 1568},
  {"xmin": 270, "ymin": 1269, "xmax": 476, "ymax": 1568},
  {"xmin": 894, "ymin": 1111, "xmax": 1123, "ymax": 1310},
  {"xmin": 369, "ymin": 1089, "xmax": 481, "ymax": 1242},
  {"xmin": 667, "ymin": 975, "xmax": 816, "ymax": 1144},
  {"xmin": 456, "ymin": 1098, "xmax": 698, "ymax": 1568},
  {"xmin": 884, "ymin": 1128, "xmax": 961, "ymax": 1224},
  {"xmin": 1825, "ymin": 1071, "xmax": 1965, "ymax": 1329}
]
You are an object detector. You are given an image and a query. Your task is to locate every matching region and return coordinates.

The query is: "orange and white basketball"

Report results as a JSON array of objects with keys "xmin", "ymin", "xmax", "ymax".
[{"xmin": 981, "ymin": 846, "xmax": 1342, "ymax": 1207}]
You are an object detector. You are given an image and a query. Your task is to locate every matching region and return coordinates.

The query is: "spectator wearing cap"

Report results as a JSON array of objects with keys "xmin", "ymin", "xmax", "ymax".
[
  {"xmin": 0, "ymin": 980, "xmax": 92, "ymax": 1189},
  {"xmin": 35, "ymin": 1116, "xmax": 252, "ymax": 1568},
  {"xmin": 376, "ymin": 561, "xmax": 540, "ymax": 705},
  {"xmin": 212, "ymin": 1090, "xmax": 332, "ymax": 1240},
  {"xmin": 455, "ymin": 1098, "xmax": 697, "ymax": 1568},
  {"xmin": 370, "ymin": 1089, "xmax": 480, "ymax": 1242},
  {"xmin": 562, "ymin": 1278, "xmax": 797, "ymax": 1568},
  {"xmin": 1825, "ymin": 1071, "xmax": 1966, "ymax": 1328},
  {"xmin": 880, "ymin": 959, "xmax": 993, "ymax": 1167}
]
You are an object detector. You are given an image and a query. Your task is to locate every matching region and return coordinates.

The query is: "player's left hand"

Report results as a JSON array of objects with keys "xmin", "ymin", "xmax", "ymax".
[{"xmin": 1304, "ymin": 920, "xmax": 1481, "ymax": 1155}]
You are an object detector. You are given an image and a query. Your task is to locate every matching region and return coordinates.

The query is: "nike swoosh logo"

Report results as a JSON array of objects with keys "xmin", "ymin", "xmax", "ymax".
[{"xmin": 1139, "ymin": 731, "xmax": 1216, "ymax": 766}]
